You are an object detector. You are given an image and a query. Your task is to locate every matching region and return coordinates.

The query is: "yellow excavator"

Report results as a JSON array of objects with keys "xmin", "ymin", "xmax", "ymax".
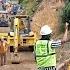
[
  {"xmin": 0, "ymin": 14, "xmax": 37, "ymax": 63},
  {"xmin": 8, "ymin": 15, "xmax": 37, "ymax": 53},
  {"xmin": 0, "ymin": 11, "xmax": 10, "ymax": 42}
]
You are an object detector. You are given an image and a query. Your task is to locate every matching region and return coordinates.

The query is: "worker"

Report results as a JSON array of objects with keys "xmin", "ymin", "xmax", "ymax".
[
  {"xmin": 0, "ymin": 39, "xmax": 3, "ymax": 66},
  {"xmin": 2, "ymin": 38, "xmax": 8, "ymax": 53},
  {"xmin": 0, "ymin": 38, "xmax": 6, "ymax": 66},
  {"xmin": 34, "ymin": 22, "xmax": 70, "ymax": 70},
  {"xmin": 0, "ymin": 38, "xmax": 8, "ymax": 66}
]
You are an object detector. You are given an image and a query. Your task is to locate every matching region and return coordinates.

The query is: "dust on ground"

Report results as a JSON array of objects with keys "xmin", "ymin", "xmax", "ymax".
[{"xmin": 0, "ymin": 52, "xmax": 37, "ymax": 70}]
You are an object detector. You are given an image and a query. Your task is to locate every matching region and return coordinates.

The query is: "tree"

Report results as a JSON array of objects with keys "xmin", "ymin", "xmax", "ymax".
[
  {"xmin": 61, "ymin": 2, "xmax": 70, "ymax": 29},
  {"xmin": 19, "ymin": 0, "xmax": 23, "ymax": 3},
  {"xmin": 19, "ymin": 0, "xmax": 42, "ymax": 16},
  {"xmin": 59, "ymin": 0, "xmax": 70, "ymax": 31}
]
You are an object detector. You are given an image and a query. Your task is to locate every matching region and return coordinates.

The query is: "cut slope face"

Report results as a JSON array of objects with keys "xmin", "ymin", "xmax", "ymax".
[{"xmin": 31, "ymin": 0, "xmax": 64, "ymax": 38}]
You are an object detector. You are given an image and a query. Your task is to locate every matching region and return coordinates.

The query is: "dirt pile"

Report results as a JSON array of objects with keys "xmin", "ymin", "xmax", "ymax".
[{"xmin": 31, "ymin": 0, "xmax": 64, "ymax": 38}]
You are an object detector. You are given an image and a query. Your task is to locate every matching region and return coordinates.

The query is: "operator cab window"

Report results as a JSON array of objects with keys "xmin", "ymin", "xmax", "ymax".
[{"xmin": 0, "ymin": 12, "xmax": 9, "ymax": 27}]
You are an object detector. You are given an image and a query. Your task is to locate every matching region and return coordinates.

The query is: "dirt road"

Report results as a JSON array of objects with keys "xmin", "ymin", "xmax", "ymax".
[{"xmin": 0, "ymin": 52, "xmax": 37, "ymax": 70}]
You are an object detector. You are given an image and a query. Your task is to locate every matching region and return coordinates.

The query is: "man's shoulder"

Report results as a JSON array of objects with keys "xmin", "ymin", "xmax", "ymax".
[
  {"xmin": 36, "ymin": 40, "xmax": 48, "ymax": 42},
  {"xmin": 36, "ymin": 40, "xmax": 51, "ymax": 44},
  {"xmin": 36, "ymin": 39, "xmax": 61, "ymax": 47}
]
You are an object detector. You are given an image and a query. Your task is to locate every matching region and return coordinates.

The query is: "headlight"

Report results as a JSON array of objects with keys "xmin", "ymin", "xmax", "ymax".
[{"xmin": 10, "ymin": 32, "xmax": 14, "ymax": 36}]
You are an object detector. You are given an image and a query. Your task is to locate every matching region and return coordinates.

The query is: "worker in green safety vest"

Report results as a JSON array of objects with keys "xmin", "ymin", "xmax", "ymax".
[{"xmin": 34, "ymin": 22, "xmax": 70, "ymax": 70}]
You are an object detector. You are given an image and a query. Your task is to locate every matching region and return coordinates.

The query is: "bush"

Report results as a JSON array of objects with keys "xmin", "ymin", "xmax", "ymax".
[
  {"xmin": 61, "ymin": 1, "xmax": 70, "ymax": 30},
  {"xmin": 61, "ymin": 3, "xmax": 70, "ymax": 23},
  {"xmin": 19, "ymin": 0, "xmax": 42, "ymax": 16}
]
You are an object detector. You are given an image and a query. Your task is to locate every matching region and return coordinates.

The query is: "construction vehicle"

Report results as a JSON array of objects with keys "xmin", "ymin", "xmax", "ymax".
[
  {"xmin": 9, "ymin": 15, "xmax": 37, "ymax": 52},
  {"xmin": 0, "ymin": 11, "xmax": 10, "ymax": 41}
]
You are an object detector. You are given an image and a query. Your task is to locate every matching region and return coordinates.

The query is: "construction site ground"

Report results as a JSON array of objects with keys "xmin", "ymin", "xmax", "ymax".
[
  {"xmin": 0, "ymin": 32, "xmax": 69, "ymax": 70},
  {"xmin": 0, "ymin": 41, "xmax": 70, "ymax": 70},
  {"xmin": 0, "ymin": 0, "xmax": 70, "ymax": 70},
  {"xmin": 0, "ymin": 51, "xmax": 37, "ymax": 70}
]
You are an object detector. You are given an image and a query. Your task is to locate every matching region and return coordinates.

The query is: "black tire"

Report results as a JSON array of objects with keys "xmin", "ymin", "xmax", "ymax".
[
  {"xmin": 29, "ymin": 46, "xmax": 34, "ymax": 52},
  {"xmin": 10, "ymin": 46, "xmax": 14, "ymax": 52}
]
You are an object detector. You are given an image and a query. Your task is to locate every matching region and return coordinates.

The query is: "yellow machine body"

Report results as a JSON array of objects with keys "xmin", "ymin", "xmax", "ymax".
[
  {"xmin": 9, "ymin": 15, "xmax": 37, "ymax": 51},
  {"xmin": 0, "ymin": 33, "xmax": 8, "ymax": 38},
  {"xmin": 0, "ymin": 11, "xmax": 9, "ymax": 43}
]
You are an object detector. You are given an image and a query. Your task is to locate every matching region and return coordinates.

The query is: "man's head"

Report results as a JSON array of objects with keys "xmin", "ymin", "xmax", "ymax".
[{"xmin": 40, "ymin": 25, "xmax": 52, "ymax": 40}]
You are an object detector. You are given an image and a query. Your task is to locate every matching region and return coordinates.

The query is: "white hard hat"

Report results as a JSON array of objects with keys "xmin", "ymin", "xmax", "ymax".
[{"xmin": 40, "ymin": 25, "xmax": 52, "ymax": 35}]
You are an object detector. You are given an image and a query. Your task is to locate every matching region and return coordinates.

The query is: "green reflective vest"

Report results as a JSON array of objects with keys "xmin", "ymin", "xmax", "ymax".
[{"xmin": 34, "ymin": 40, "xmax": 56, "ymax": 68}]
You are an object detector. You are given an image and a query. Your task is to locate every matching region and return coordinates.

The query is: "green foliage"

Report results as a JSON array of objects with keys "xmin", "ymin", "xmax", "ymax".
[
  {"xmin": 61, "ymin": 2, "xmax": 70, "ymax": 24},
  {"xmin": 19, "ymin": 0, "xmax": 42, "ymax": 16},
  {"xmin": 19, "ymin": 0, "xmax": 23, "ymax": 3},
  {"xmin": 60, "ymin": 0, "xmax": 70, "ymax": 32}
]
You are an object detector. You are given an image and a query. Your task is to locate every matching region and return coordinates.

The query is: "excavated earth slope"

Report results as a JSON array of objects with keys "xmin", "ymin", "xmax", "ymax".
[{"xmin": 31, "ymin": 0, "xmax": 64, "ymax": 38}]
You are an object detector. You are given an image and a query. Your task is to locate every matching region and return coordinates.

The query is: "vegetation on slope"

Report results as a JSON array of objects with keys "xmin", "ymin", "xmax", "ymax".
[
  {"xmin": 61, "ymin": 0, "xmax": 70, "ymax": 30},
  {"xmin": 19, "ymin": 0, "xmax": 42, "ymax": 16}
]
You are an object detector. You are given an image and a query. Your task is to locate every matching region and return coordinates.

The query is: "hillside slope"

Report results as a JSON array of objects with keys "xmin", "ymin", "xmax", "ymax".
[
  {"xmin": 31, "ymin": 0, "xmax": 70, "ymax": 64},
  {"xmin": 31, "ymin": 0, "xmax": 64, "ymax": 38}
]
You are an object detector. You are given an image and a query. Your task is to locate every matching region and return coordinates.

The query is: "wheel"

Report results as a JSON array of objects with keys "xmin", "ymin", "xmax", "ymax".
[
  {"xmin": 29, "ymin": 46, "xmax": 34, "ymax": 52},
  {"xmin": 10, "ymin": 46, "xmax": 14, "ymax": 52}
]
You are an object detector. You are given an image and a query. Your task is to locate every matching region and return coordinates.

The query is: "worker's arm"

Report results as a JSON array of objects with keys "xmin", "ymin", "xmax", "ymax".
[
  {"xmin": 51, "ymin": 22, "xmax": 70, "ymax": 48},
  {"xmin": 61, "ymin": 22, "xmax": 70, "ymax": 44}
]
